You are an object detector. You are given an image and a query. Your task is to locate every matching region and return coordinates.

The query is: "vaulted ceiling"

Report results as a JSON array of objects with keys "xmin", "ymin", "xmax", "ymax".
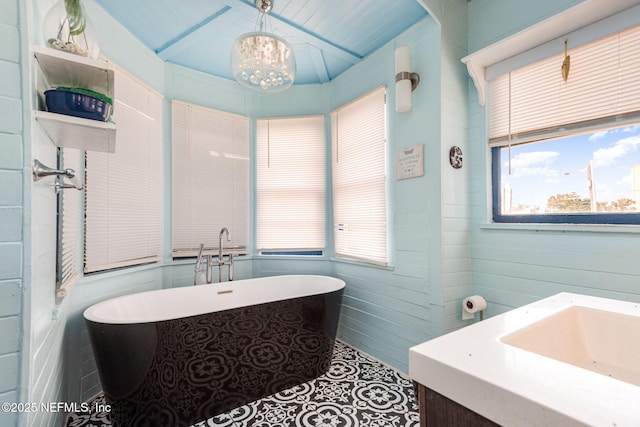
[{"xmin": 95, "ymin": 0, "xmax": 429, "ymax": 85}]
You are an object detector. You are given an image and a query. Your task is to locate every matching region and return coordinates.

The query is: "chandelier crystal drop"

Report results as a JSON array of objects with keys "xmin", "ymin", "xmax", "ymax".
[{"xmin": 230, "ymin": 0, "xmax": 296, "ymax": 93}]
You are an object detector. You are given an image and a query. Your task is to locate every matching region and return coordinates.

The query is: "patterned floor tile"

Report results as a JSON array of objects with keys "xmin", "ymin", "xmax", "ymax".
[
  {"xmin": 65, "ymin": 394, "xmax": 112, "ymax": 427},
  {"xmin": 65, "ymin": 340, "xmax": 419, "ymax": 427}
]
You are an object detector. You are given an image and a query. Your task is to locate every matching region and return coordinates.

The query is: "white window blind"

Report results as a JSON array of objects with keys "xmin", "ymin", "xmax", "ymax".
[
  {"xmin": 84, "ymin": 66, "xmax": 163, "ymax": 273},
  {"xmin": 57, "ymin": 148, "xmax": 82, "ymax": 296},
  {"xmin": 171, "ymin": 101, "xmax": 249, "ymax": 254},
  {"xmin": 331, "ymin": 86, "xmax": 388, "ymax": 265},
  {"xmin": 489, "ymin": 24, "xmax": 640, "ymax": 147},
  {"xmin": 256, "ymin": 115, "xmax": 325, "ymax": 252}
]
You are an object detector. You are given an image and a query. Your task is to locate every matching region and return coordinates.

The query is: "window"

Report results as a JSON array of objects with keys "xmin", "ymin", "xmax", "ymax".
[
  {"xmin": 331, "ymin": 86, "xmax": 388, "ymax": 264},
  {"xmin": 490, "ymin": 24, "xmax": 640, "ymax": 224},
  {"xmin": 171, "ymin": 101, "xmax": 249, "ymax": 255},
  {"xmin": 57, "ymin": 148, "xmax": 82, "ymax": 296},
  {"xmin": 256, "ymin": 115, "xmax": 325, "ymax": 253},
  {"xmin": 84, "ymin": 66, "xmax": 163, "ymax": 272}
]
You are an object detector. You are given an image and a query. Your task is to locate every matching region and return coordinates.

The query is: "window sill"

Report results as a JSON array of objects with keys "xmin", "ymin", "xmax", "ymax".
[
  {"xmin": 480, "ymin": 222, "xmax": 640, "ymax": 235},
  {"xmin": 81, "ymin": 260, "xmax": 164, "ymax": 282},
  {"xmin": 254, "ymin": 254, "xmax": 329, "ymax": 262},
  {"xmin": 330, "ymin": 257, "xmax": 394, "ymax": 271}
]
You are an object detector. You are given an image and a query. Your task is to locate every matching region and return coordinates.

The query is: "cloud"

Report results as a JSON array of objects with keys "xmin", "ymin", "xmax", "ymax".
[
  {"xmin": 589, "ymin": 131, "xmax": 608, "ymax": 141},
  {"xmin": 592, "ymin": 136, "xmax": 640, "ymax": 167},
  {"xmin": 616, "ymin": 173, "xmax": 631, "ymax": 186},
  {"xmin": 589, "ymin": 126, "xmax": 640, "ymax": 142},
  {"xmin": 505, "ymin": 151, "xmax": 559, "ymax": 178}
]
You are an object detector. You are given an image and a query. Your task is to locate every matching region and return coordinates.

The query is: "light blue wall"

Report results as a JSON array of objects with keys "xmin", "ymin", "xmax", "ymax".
[
  {"xmin": 437, "ymin": 0, "xmax": 470, "ymax": 334},
  {"xmin": 467, "ymin": 0, "xmax": 584, "ymax": 53},
  {"xmin": 0, "ymin": 0, "xmax": 24, "ymax": 425},
  {"xmin": 467, "ymin": 0, "xmax": 640, "ymax": 316},
  {"xmin": 329, "ymin": 21, "xmax": 441, "ymax": 371}
]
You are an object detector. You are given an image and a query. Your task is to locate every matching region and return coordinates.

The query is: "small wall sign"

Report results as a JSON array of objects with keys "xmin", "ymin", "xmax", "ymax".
[{"xmin": 396, "ymin": 144, "xmax": 424, "ymax": 180}]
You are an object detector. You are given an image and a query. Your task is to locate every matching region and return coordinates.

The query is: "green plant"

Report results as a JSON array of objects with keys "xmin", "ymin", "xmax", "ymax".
[{"xmin": 64, "ymin": 0, "xmax": 86, "ymax": 36}]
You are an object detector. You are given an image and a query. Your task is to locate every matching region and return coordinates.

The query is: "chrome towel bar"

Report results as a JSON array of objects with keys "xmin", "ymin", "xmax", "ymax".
[{"xmin": 32, "ymin": 158, "xmax": 83, "ymax": 192}]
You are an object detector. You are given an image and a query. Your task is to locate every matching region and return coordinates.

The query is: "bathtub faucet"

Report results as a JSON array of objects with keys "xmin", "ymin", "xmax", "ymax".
[
  {"xmin": 212, "ymin": 227, "xmax": 234, "ymax": 282},
  {"xmin": 193, "ymin": 243, "xmax": 208, "ymax": 285}
]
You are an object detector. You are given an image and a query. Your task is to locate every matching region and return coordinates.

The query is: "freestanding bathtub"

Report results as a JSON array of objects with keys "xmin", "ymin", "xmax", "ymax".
[{"xmin": 84, "ymin": 274, "xmax": 345, "ymax": 427}]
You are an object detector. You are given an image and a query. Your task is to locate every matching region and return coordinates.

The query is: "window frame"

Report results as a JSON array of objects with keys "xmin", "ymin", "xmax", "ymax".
[
  {"xmin": 491, "ymin": 147, "xmax": 640, "ymax": 225},
  {"xmin": 489, "ymin": 20, "xmax": 640, "ymax": 225},
  {"xmin": 170, "ymin": 100, "xmax": 250, "ymax": 257},
  {"xmin": 255, "ymin": 115, "xmax": 326, "ymax": 255},
  {"xmin": 331, "ymin": 85, "xmax": 389, "ymax": 265},
  {"xmin": 84, "ymin": 65, "xmax": 164, "ymax": 274}
]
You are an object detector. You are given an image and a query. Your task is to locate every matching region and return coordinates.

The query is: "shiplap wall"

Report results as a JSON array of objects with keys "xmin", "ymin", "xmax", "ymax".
[
  {"xmin": 29, "ymin": 117, "xmax": 65, "ymax": 427},
  {"xmin": 467, "ymin": 0, "xmax": 584, "ymax": 53},
  {"xmin": 438, "ymin": 0, "xmax": 471, "ymax": 334},
  {"xmin": 0, "ymin": 0, "xmax": 23, "ymax": 425},
  {"xmin": 330, "ymin": 20, "xmax": 441, "ymax": 372},
  {"xmin": 467, "ymin": 0, "xmax": 640, "ymax": 314}
]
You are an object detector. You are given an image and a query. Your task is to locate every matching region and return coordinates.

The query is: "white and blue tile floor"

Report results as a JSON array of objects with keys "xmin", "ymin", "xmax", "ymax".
[{"xmin": 66, "ymin": 340, "xmax": 420, "ymax": 427}]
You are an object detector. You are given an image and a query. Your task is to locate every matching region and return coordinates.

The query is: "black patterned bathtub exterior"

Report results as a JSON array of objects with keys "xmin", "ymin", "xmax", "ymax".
[{"xmin": 85, "ymin": 287, "xmax": 344, "ymax": 427}]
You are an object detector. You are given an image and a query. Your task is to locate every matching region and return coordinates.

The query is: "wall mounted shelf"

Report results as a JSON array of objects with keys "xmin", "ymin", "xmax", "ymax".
[
  {"xmin": 33, "ymin": 45, "xmax": 114, "ymax": 98},
  {"xmin": 33, "ymin": 45, "xmax": 116, "ymax": 153},
  {"xmin": 35, "ymin": 111, "xmax": 116, "ymax": 153}
]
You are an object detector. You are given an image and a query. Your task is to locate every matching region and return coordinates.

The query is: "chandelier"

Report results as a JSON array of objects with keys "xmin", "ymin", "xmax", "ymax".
[{"xmin": 230, "ymin": 0, "xmax": 296, "ymax": 93}]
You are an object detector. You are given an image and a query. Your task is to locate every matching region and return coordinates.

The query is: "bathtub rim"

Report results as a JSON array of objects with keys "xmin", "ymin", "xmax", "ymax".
[{"xmin": 83, "ymin": 274, "xmax": 345, "ymax": 325}]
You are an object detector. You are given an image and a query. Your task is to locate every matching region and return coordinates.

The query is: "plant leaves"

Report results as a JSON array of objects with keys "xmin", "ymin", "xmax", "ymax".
[{"xmin": 64, "ymin": 0, "xmax": 86, "ymax": 36}]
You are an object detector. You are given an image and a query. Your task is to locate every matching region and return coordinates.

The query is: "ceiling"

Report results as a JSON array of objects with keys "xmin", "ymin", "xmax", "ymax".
[{"xmin": 94, "ymin": 0, "xmax": 429, "ymax": 85}]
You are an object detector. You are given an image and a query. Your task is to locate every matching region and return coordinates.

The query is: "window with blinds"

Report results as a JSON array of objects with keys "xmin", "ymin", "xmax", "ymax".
[
  {"xmin": 331, "ymin": 86, "xmax": 388, "ymax": 264},
  {"xmin": 171, "ymin": 101, "xmax": 249, "ymax": 255},
  {"xmin": 489, "ymin": 24, "xmax": 640, "ymax": 147},
  {"xmin": 57, "ymin": 148, "xmax": 82, "ymax": 297},
  {"xmin": 84, "ymin": 66, "xmax": 164, "ymax": 273},
  {"xmin": 488, "ymin": 23, "xmax": 640, "ymax": 223},
  {"xmin": 256, "ymin": 115, "xmax": 325, "ymax": 253}
]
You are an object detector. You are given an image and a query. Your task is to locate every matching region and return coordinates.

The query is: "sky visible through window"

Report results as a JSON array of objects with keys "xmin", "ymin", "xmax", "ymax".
[{"xmin": 500, "ymin": 124, "xmax": 640, "ymax": 214}]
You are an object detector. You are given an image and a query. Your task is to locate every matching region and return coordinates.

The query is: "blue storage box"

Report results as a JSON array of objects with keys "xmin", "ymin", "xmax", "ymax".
[{"xmin": 45, "ymin": 88, "xmax": 113, "ymax": 122}]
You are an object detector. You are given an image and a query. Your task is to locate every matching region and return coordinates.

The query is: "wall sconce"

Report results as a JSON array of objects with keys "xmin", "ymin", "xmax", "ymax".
[{"xmin": 395, "ymin": 46, "xmax": 420, "ymax": 112}]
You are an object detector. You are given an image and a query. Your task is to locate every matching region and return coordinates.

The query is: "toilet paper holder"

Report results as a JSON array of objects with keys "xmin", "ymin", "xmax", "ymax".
[{"xmin": 462, "ymin": 295, "xmax": 487, "ymax": 321}]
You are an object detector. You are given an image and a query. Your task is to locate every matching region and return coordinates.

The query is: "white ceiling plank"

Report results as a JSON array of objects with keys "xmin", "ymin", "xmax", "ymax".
[{"xmin": 157, "ymin": 3, "xmax": 232, "ymax": 60}]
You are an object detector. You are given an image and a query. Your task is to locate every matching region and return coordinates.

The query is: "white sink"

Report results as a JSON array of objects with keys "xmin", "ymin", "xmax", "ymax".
[
  {"xmin": 500, "ymin": 305, "xmax": 640, "ymax": 386},
  {"xmin": 409, "ymin": 293, "xmax": 640, "ymax": 427}
]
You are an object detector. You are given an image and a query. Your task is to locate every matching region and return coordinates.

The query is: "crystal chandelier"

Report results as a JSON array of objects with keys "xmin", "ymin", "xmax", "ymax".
[{"xmin": 230, "ymin": 0, "xmax": 296, "ymax": 93}]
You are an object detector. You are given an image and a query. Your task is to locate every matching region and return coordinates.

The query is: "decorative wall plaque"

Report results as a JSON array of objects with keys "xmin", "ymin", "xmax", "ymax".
[{"xmin": 396, "ymin": 144, "xmax": 424, "ymax": 180}]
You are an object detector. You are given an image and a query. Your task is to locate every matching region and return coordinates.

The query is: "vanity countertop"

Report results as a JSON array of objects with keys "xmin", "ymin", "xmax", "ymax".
[{"xmin": 409, "ymin": 292, "xmax": 640, "ymax": 427}]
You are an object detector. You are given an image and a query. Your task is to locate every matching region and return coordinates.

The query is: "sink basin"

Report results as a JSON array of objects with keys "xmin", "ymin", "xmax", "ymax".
[
  {"xmin": 410, "ymin": 293, "xmax": 640, "ymax": 427},
  {"xmin": 500, "ymin": 305, "xmax": 640, "ymax": 386}
]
